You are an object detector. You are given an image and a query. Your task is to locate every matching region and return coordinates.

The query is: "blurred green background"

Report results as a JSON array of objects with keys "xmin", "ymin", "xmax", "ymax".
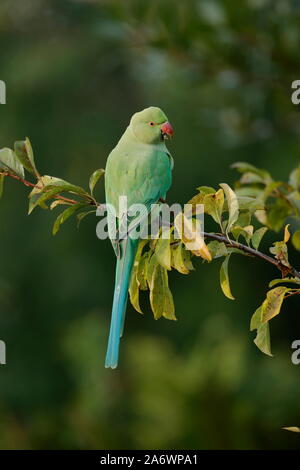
[{"xmin": 0, "ymin": 0, "xmax": 300, "ymax": 450}]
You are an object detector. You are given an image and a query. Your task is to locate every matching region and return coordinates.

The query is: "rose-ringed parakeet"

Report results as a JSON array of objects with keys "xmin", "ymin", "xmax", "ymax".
[{"xmin": 104, "ymin": 107, "xmax": 174, "ymax": 368}]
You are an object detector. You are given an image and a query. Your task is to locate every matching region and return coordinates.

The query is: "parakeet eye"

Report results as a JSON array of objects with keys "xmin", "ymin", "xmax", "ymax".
[{"xmin": 149, "ymin": 121, "xmax": 155, "ymax": 126}]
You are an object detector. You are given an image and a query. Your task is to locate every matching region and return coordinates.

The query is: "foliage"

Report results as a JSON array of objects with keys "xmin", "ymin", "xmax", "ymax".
[{"xmin": 1, "ymin": 139, "xmax": 300, "ymax": 358}]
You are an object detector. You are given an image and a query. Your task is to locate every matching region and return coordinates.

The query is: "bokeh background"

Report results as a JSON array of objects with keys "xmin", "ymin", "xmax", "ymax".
[{"xmin": 0, "ymin": 0, "xmax": 300, "ymax": 450}]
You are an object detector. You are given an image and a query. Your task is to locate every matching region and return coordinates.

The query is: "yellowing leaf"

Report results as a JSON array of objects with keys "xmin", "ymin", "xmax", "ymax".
[
  {"xmin": 220, "ymin": 255, "xmax": 235, "ymax": 300},
  {"xmin": 270, "ymin": 240, "xmax": 290, "ymax": 269},
  {"xmin": 129, "ymin": 270, "xmax": 142, "ymax": 314},
  {"xmin": 196, "ymin": 186, "xmax": 216, "ymax": 194},
  {"xmin": 203, "ymin": 189, "xmax": 224, "ymax": 225},
  {"xmin": 282, "ymin": 427, "xmax": 300, "ymax": 433},
  {"xmin": 261, "ymin": 286, "xmax": 288, "ymax": 323},
  {"xmin": 174, "ymin": 212, "xmax": 212, "ymax": 261},
  {"xmin": 283, "ymin": 224, "xmax": 290, "ymax": 243},
  {"xmin": 269, "ymin": 278, "xmax": 300, "ymax": 287},
  {"xmin": 219, "ymin": 183, "xmax": 239, "ymax": 234},
  {"xmin": 231, "ymin": 224, "xmax": 253, "ymax": 244},
  {"xmin": 50, "ymin": 200, "xmax": 69, "ymax": 210},
  {"xmin": 129, "ymin": 240, "xmax": 148, "ymax": 314}
]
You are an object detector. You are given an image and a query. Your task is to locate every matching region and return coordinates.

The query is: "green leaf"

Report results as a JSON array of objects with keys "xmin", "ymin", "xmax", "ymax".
[
  {"xmin": 289, "ymin": 164, "xmax": 300, "ymax": 190},
  {"xmin": 206, "ymin": 240, "xmax": 228, "ymax": 259},
  {"xmin": 287, "ymin": 191, "xmax": 300, "ymax": 217},
  {"xmin": 28, "ymin": 175, "xmax": 89, "ymax": 214},
  {"xmin": 220, "ymin": 255, "xmax": 235, "ymax": 300},
  {"xmin": 254, "ymin": 322, "xmax": 272, "ymax": 356},
  {"xmin": 235, "ymin": 211, "xmax": 251, "ymax": 228},
  {"xmin": 0, "ymin": 148, "xmax": 25, "ymax": 178},
  {"xmin": 261, "ymin": 286, "xmax": 288, "ymax": 323},
  {"xmin": 89, "ymin": 168, "xmax": 105, "ymax": 195},
  {"xmin": 77, "ymin": 210, "xmax": 96, "ymax": 228},
  {"xmin": 231, "ymin": 161, "xmax": 272, "ymax": 184},
  {"xmin": 267, "ymin": 198, "xmax": 291, "ymax": 232},
  {"xmin": 136, "ymin": 251, "xmax": 150, "ymax": 290},
  {"xmin": 250, "ymin": 306, "xmax": 273, "ymax": 356},
  {"xmin": 252, "ymin": 227, "xmax": 268, "ymax": 250},
  {"xmin": 236, "ymin": 196, "xmax": 264, "ymax": 212},
  {"xmin": 172, "ymin": 243, "xmax": 190, "ymax": 274},
  {"xmin": 240, "ymin": 172, "xmax": 265, "ymax": 184},
  {"xmin": 235, "ymin": 187, "xmax": 264, "ymax": 198},
  {"xmin": 0, "ymin": 174, "xmax": 4, "ymax": 198},
  {"xmin": 28, "ymin": 187, "xmax": 61, "ymax": 214},
  {"xmin": 155, "ymin": 229, "xmax": 172, "ymax": 270},
  {"xmin": 41, "ymin": 176, "xmax": 88, "ymax": 196},
  {"xmin": 28, "ymin": 176, "xmax": 58, "ymax": 213},
  {"xmin": 219, "ymin": 183, "xmax": 239, "ymax": 234},
  {"xmin": 292, "ymin": 230, "xmax": 300, "ymax": 250},
  {"xmin": 52, "ymin": 203, "xmax": 86, "ymax": 235},
  {"xmin": 146, "ymin": 253, "xmax": 158, "ymax": 288},
  {"xmin": 149, "ymin": 263, "xmax": 176, "ymax": 321},
  {"xmin": 196, "ymin": 186, "xmax": 215, "ymax": 194},
  {"xmin": 250, "ymin": 306, "xmax": 263, "ymax": 331},
  {"xmin": 14, "ymin": 138, "xmax": 38, "ymax": 176}
]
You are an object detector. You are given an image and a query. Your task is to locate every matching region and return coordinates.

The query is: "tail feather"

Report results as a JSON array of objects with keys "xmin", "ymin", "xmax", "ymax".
[{"xmin": 105, "ymin": 238, "xmax": 138, "ymax": 369}]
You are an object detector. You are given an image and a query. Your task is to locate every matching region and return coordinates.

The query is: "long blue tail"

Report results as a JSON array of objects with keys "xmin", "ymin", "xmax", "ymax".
[{"xmin": 105, "ymin": 238, "xmax": 138, "ymax": 369}]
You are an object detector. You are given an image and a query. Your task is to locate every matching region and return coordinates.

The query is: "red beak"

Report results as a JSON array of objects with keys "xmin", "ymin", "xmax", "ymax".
[{"xmin": 161, "ymin": 121, "xmax": 174, "ymax": 138}]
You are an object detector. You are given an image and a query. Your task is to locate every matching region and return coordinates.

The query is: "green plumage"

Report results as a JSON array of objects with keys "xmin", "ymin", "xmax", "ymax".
[{"xmin": 104, "ymin": 107, "xmax": 173, "ymax": 368}]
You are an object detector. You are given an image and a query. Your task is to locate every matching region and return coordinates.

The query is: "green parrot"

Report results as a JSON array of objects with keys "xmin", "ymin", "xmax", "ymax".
[{"xmin": 104, "ymin": 106, "xmax": 174, "ymax": 368}]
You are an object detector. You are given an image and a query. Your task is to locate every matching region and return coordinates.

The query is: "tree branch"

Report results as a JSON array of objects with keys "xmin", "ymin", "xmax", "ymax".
[
  {"xmin": 203, "ymin": 231, "xmax": 300, "ymax": 280},
  {"xmin": 2, "ymin": 170, "xmax": 300, "ymax": 280},
  {"xmin": 0, "ymin": 171, "xmax": 39, "ymax": 188},
  {"xmin": 0, "ymin": 171, "xmax": 93, "ymax": 206}
]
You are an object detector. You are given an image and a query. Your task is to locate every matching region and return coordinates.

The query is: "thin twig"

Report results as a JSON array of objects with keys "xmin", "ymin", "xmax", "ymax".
[
  {"xmin": 203, "ymin": 231, "xmax": 300, "ymax": 280},
  {"xmin": 284, "ymin": 290, "xmax": 300, "ymax": 299},
  {"xmin": 0, "ymin": 171, "xmax": 39, "ymax": 188},
  {"xmin": 54, "ymin": 194, "xmax": 79, "ymax": 205}
]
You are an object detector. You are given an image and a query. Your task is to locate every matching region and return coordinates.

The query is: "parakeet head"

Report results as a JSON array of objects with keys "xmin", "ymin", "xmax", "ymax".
[{"xmin": 130, "ymin": 106, "xmax": 174, "ymax": 144}]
